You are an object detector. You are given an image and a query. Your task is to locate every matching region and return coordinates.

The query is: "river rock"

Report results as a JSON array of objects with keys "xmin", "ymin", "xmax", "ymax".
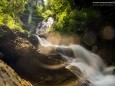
[
  {"xmin": 0, "ymin": 60, "xmax": 32, "ymax": 86},
  {"xmin": 0, "ymin": 25, "xmax": 90, "ymax": 86}
]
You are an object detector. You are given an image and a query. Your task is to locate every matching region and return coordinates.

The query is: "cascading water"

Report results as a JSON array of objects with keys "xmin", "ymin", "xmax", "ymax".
[
  {"xmin": 36, "ymin": 17, "xmax": 54, "ymax": 35},
  {"xmin": 28, "ymin": 7, "xmax": 32, "ymax": 25},
  {"xmin": 36, "ymin": 36, "xmax": 115, "ymax": 86},
  {"xmin": 36, "ymin": 35, "xmax": 52, "ymax": 47}
]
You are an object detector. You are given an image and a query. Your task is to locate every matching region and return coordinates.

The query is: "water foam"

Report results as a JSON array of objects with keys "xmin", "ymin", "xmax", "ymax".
[
  {"xmin": 37, "ymin": 36, "xmax": 115, "ymax": 86},
  {"xmin": 36, "ymin": 17, "xmax": 54, "ymax": 35}
]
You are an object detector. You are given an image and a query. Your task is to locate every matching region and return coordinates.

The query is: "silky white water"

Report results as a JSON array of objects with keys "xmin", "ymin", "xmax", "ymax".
[
  {"xmin": 36, "ymin": 35, "xmax": 115, "ymax": 86},
  {"xmin": 36, "ymin": 17, "xmax": 54, "ymax": 35}
]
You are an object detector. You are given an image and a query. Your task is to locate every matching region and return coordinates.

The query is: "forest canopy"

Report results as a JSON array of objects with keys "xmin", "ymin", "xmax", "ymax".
[
  {"xmin": 0, "ymin": 0, "xmax": 104, "ymax": 34},
  {"xmin": 0, "ymin": 0, "xmax": 27, "ymax": 32}
]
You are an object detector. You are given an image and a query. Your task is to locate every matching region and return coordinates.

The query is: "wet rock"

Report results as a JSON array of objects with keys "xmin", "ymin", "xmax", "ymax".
[
  {"xmin": 28, "ymin": 34, "xmax": 39, "ymax": 47},
  {"xmin": 0, "ymin": 60, "xmax": 32, "ymax": 86},
  {"xmin": 0, "ymin": 25, "xmax": 16, "ymax": 40},
  {"xmin": 0, "ymin": 52, "xmax": 4, "ymax": 58},
  {"xmin": 0, "ymin": 26, "xmax": 90, "ymax": 86}
]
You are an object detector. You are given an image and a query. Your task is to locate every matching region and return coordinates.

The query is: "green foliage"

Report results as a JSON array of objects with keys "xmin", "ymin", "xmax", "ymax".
[
  {"xmin": 0, "ymin": 0, "xmax": 26, "ymax": 16},
  {"xmin": 0, "ymin": 0, "xmax": 27, "ymax": 32},
  {"xmin": 43, "ymin": 0, "xmax": 88, "ymax": 34},
  {"xmin": 40, "ymin": 0, "xmax": 101, "ymax": 34},
  {"xmin": 41, "ymin": 9, "xmax": 54, "ymax": 19},
  {"xmin": 20, "ymin": 1, "xmax": 44, "ymax": 31},
  {"xmin": 0, "ymin": 0, "xmax": 101, "ymax": 34},
  {"xmin": 55, "ymin": 9, "xmax": 87, "ymax": 33}
]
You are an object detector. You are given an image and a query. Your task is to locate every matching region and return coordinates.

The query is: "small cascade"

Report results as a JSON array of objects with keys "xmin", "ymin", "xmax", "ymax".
[
  {"xmin": 36, "ymin": 35, "xmax": 115, "ymax": 86},
  {"xmin": 36, "ymin": 35, "xmax": 52, "ymax": 47},
  {"xmin": 36, "ymin": 17, "xmax": 54, "ymax": 35},
  {"xmin": 28, "ymin": 8, "xmax": 32, "ymax": 25}
]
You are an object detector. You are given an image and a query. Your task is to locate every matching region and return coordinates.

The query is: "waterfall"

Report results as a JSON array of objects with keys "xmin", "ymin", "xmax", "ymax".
[
  {"xmin": 28, "ymin": 8, "xmax": 32, "ymax": 25},
  {"xmin": 36, "ymin": 36, "xmax": 115, "ymax": 86},
  {"xmin": 36, "ymin": 35, "xmax": 52, "ymax": 47},
  {"xmin": 36, "ymin": 17, "xmax": 54, "ymax": 35}
]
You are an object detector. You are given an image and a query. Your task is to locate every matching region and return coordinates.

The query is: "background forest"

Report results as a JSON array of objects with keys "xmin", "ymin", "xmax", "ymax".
[
  {"xmin": 0, "ymin": 0, "xmax": 105, "ymax": 33},
  {"xmin": 0, "ymin": 0, "xmax": 115, "ymax": 36}
]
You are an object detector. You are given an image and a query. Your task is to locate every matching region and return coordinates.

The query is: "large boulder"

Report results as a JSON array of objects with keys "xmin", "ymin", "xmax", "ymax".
[
  {"xmin": 0, "ymin": 60, "xmax": 32, "ymax": 86},
  {"xmin": 0, "ymin": 25, "xmax": 90, "ymax": 86}
]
